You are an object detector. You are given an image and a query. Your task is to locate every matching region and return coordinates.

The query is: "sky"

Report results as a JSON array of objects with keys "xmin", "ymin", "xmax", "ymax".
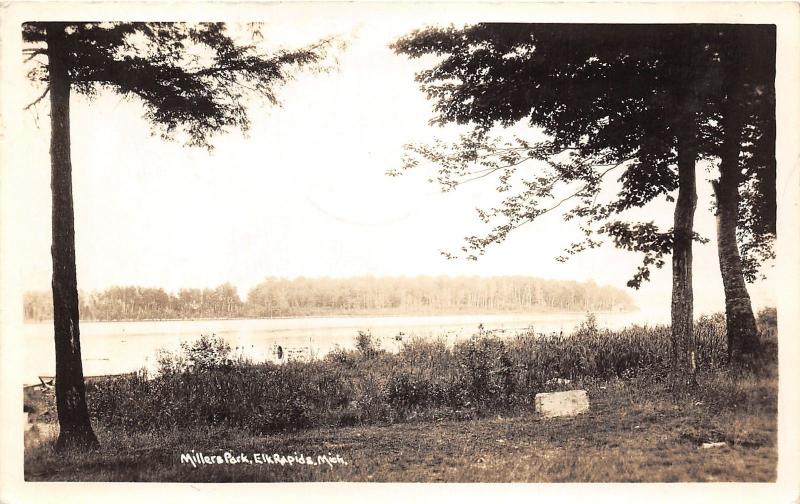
[{"xmin": 15, "ymin": 16, "xmax": 776, "ymax": 317}]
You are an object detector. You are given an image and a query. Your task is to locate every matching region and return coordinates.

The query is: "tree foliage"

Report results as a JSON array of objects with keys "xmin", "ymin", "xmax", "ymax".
[
  {"xmin": 392, "ymin": 23, "xmax": 774, "ymax": 286},
  {"xmin": 23, "ymin": 22, "xmax": 340, "ymax": 148}
]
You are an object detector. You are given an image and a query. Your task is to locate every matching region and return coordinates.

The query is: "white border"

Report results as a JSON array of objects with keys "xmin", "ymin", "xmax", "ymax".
[{"xmin": 1, "ymin": 2, "xmax": 798, "ymax": 503}]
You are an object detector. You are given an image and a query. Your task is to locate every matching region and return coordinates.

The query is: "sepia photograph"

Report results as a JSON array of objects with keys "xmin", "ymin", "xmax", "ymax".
[{"xmin": 0, "ymin": 1, "xmax": 798, "ymax": 501}]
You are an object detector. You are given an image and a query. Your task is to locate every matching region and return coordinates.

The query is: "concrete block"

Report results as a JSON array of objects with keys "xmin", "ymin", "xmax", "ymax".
[{"xmin": 535, "ymin": 390, "xmax": 589, "ymax": 418}]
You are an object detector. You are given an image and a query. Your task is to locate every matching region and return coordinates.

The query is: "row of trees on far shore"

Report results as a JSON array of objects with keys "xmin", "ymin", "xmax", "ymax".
[{"xmin": 23, "ymin": 276, "xmax": 635, "ymax": 322}]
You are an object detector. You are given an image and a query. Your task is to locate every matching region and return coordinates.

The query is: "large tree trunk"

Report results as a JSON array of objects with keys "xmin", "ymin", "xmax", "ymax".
[
  {"xmin": 714, "ymin": 54, "xmax": 759, "ymax": 364},
  {"xmin": 46, "ymin": 23, "xmax": 99, "ymax": 450},
  {"xmin": 671, "ymin": 104, "xmax": 699, "ymax": 385}
]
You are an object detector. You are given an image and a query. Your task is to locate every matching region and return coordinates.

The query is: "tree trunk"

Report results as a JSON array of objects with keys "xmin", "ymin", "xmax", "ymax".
[
  {"xmin": 714, "ymin": 59, "xmax": 760, "ymax": 364},
  {"xmin": 46, "ymin": 23, "xmax": 99, "ymax": 450},
  {"xmin": 671, "ymin": 104, "xmax": 699, "ymax": 385}
]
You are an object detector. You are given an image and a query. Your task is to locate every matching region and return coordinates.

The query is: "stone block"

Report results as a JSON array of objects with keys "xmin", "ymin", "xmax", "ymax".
[{"xmin": 535, "ymin": 390, "xmax": 589, "ymax": 418}]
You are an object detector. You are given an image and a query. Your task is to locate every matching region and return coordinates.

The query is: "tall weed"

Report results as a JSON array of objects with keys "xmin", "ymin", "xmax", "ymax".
[{"xmin": 86, "ymin": 312, "xmax": 772, "ymax": 434}]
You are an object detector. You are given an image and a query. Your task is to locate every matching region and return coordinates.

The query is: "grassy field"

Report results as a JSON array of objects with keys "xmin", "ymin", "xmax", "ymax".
[{"xmin": 24, "ymin": 312, "xmax": 778, "ymax": 482}]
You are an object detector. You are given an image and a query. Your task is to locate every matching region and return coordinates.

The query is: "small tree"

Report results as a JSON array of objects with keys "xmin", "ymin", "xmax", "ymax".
[{"xmin": 23, "ymin": 22, "xmax": 340, "ymax": 450}]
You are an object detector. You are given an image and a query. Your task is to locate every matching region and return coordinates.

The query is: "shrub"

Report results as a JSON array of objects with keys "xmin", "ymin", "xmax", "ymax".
[
  {"xmin": 574, "ymin": 311, "xmax": 599, "ymax": 337},
  {"xmin": 156, "ymin": 333, "xmax": 233, "ymax": 375},
  {"xmin": 355, "ymin": 330, "xmax": 382, "ymax": 359},
  {"xmin": 451, "ymin": 336, "xmax": 515, "ymax": 409},
  {"xmin": 756, "ymin": 307, "xmax": 777, "ymax": 331}
]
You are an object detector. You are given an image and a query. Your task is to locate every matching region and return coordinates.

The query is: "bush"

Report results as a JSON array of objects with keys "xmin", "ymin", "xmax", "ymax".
[
  {"xmin": 756, "ymin": 307, "xmax": 777, "ymax": 331},
  {"xmin": 355, "ymin": 330, "xmax": 382, "ymax": 359},
  {"xmin": 451, "ymin": 336, "xmax": 515, "ymax": 409},
  {"xmin": 156, "ymin": 333, "xmax": 233, "ymax": 374},
  {"xmin": 574, "ymin": 311, "xmax": 599, "ymax": 337}
]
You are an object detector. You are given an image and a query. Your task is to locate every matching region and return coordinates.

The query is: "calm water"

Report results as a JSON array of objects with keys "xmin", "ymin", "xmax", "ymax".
[{"xmin": 24, "ymin": 310, "xmax": 667, "ymax": 384}]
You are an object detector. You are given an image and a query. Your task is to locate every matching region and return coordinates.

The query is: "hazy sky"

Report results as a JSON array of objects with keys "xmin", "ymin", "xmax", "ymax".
[{"xmin": 16, "ymin": 16, "xmax": 776, "ymax": 316}]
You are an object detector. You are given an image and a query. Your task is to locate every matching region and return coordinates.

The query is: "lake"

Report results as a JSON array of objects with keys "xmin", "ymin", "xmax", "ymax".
[{"xmin": 23, "ymin": 309, "xmax": 668, "ymax": 385}]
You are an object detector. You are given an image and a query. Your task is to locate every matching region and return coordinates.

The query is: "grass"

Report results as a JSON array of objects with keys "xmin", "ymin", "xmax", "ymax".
[{"xmin": 23, "ymin": 312, "xmax": 778, "ymax": 482}]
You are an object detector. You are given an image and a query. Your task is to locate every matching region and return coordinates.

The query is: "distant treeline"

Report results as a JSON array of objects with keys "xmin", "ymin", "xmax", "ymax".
[{"xmin": 23, "ymin": 276, "xmax": 635, "ymax": 322}]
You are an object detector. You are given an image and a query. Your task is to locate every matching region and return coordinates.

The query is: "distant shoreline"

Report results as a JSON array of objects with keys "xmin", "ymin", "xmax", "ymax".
[{"xmin": 23, "ymin": 307, "xmax": 637, "ymax": 325}]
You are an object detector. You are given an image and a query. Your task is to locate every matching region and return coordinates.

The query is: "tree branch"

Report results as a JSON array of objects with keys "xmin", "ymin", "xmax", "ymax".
[
  {"xmin": 451, "ymin": 156, "xmax": 535, "ymax": 187},
  {"xmin": 507, "ymin": 159, "xmax": 629, "ymax": 233},
  {"xmin": 217, "ymin": 72, "xmax": 259, "ymax": 93},
  {"xmin": 23, "ymin": 48, "xmax": 47, "ymax": 63},
  {"xmin": 24, "ymin": 86, "xmax": 50, "ymax": 111}
]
